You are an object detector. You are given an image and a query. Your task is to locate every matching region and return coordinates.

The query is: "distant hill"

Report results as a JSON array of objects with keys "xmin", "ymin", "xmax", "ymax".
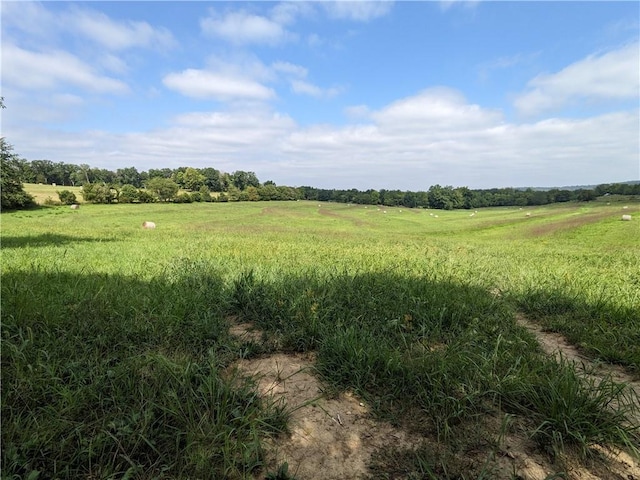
[{"xmin": 516, "ymin": 180, "xmax": 640, "ymax": 192}]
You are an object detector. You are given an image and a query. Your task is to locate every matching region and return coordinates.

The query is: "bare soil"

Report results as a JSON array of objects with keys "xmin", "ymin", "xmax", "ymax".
[{"xmin": 228, "ymin": 318, "xmax": 640, "ymax": 479}]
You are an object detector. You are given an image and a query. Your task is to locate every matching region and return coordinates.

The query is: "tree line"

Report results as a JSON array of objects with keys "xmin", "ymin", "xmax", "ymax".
[{"xmin": 2, "ymin": 143, "xmax": 639, "ymax": 210}]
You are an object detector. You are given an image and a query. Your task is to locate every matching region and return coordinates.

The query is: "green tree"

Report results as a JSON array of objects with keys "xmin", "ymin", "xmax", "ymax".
[
  {"xmin": 146, "ymin": 177, "xmax": 179, "ymax": 202},
  {"xmin": 119, "ymin": 184, "xmax": 139, "ymax": 203},
  {"xmin": 181, "ymin": 167, "xmax": 206, "ymax": 191},
  {"xmin": 57, "ymin": 190, "xmax": 77, "ymax": 205},
  {"xmin": 1, "ymin": 138, "xmax": 36, "ymax": 210},
  {"xmin": 81, "ymin": 183, "xmax": 117, "ymax": 203},
  {"xmin": 231, "ymin": 171, "xmax": 260, "ymax": 191},
  {"xmin": 200, "ymin": 167, "xmax": 223, "ymax": 191},
  {"xmin": 116, "ymin": 167, "xmax": 142, "ymax": 187}
]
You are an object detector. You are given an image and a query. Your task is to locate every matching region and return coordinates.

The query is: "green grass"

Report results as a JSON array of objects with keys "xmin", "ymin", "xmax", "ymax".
[
  {"xmin": 23, "ymin": 183, "xmax": 84, "ymax": 205},
  {"xmin": 2, "ymin": 199, "xmax": 639, "ymax": 478}
]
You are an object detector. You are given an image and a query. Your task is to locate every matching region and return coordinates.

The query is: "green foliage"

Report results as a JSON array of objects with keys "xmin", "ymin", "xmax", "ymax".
[
  {"xmin": 118, "ymin": 184, "xmax": 139, "ymax": 203},
  {"xmin": 173, "ymin": 192, "xmax": 193, "ymax": 203},
  {"xmin": 136, "ymin": 189, "xmax": 156, "ymax": 203},
  {"xmin": 1, "ymin": 138, "xmax": 36, "ymax": 210},
  {"xmin": 81, "ymin": 183, "xmax": 118, "ymax": 204},
  {"xmin": 57, "ymin": 190, "xmax": 77, "ymax": 205},
  {"xmin": 145, "ymin": 177, "xmax": 179, "ymax": 202}
]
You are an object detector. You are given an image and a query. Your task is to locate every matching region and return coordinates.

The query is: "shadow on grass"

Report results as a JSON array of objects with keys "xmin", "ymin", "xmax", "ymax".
[
  {"xmin": 1, "ymin": 233, "xmax": 119, "ymax": 249},
  {"xmin": 2, "ymin": 264, "xmax": 638, "ymax": 478}
]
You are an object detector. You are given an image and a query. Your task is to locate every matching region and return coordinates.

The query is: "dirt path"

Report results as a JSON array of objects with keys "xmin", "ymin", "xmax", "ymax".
[{"xmin": 515, "ymin": 313, "xmax": 640, "ymax": 400}]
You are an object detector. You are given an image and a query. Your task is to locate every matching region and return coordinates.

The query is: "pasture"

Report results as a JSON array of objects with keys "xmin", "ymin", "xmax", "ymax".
[
  {"xmin": 2, "ymin": 199, "xmax": 639, "ymax": 478},
  {"xmin": 23, "ymin": 183, "xmax": 84, "ymax": 205}
]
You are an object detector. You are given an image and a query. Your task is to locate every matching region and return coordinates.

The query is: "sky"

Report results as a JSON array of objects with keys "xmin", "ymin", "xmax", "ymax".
[{"xmin": 1, "ymin": 1, "xmax": 639, "ymax": 190}]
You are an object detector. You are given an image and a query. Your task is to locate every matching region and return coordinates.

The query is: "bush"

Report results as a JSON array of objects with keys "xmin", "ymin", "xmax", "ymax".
[
  {"xmin": 118, "ymin": 184, "xmax": 139, "ymax": 203},
  {"xmin": 173, "ymin": 193, "xmax": 193, "ymax": 203},
  {"xmin": 137, "ymin": 190, "xmax": 156, "ymax": 203},
  {"xmin": 57, "ymin": 190, "xmax": 77, "ymax": 205}
]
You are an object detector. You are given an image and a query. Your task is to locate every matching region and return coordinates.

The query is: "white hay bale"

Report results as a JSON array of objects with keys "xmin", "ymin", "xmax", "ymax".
[
  {"xmin": 526, "ymin": 213, "xmax": 532, "ymax": 217},
  {"xmin": 142, "ymin": 221, "xmax": 156, "ymax": 229},
  {"xmin": 70, "ymin": 204, "xmax": 79, "ymax": 210},
  {"xmin": 622, "ymin": 215, "xmax": 632, "ymax": 221},
  {"xmin": 622, "ymin": 206, "xmax": 629, "ymax": 210}
]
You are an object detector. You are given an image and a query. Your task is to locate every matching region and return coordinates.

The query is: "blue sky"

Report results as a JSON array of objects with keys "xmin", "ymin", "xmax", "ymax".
[{"xmin": 2, "ymin": 1, "xmax": 638, "ymax": 190}]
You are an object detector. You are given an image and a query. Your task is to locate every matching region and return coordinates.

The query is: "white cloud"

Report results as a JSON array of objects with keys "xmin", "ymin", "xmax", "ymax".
[
  {"xmin": 290, "ymin": 79, "xmax": 343, "ymax": 98},
  {"xmin": 2, "ymin": 44, "xmax": 129, "ymax": 94},
  {"xmin": 280, "ymin": 90, "xmax": 638, "ymax": 188},
  {"xmin": 272, "ymin": 61, "xmax": 308, "ymax": 78},
  {"xmin": 344, "ymin": 105, "xmax": 371, "ymax": 120},
  {"xmin": 322, "ymin": 1, "xmax": 394, "ymax": 21},
  {"xmin": 372, "ymin": 87, "xmax": 503, "ymax": 132},
  {"xmin": 200, "ymin": 9, "xmax": 293, "ymax": 45},
  {"xmin": 439, "ymin": 0, "xmax": 480, "ymax": 12},
  {"xmin": 2, "ymin": 2, "xmax": 175, "ymax": 52},
  {"xmin": 515, "ymin": 42, "xmax": 640, "ymax": 115},
  {"xmin": 1, "ymin": 2, "xmax": 58, "ymax": 44},
  {"xmin": 66, "ymin": 7, "xmax": 176, "ymax": 51},
  {"xmin": 162, "ymin": 69, "xmax": 275, "ymax": 101}
]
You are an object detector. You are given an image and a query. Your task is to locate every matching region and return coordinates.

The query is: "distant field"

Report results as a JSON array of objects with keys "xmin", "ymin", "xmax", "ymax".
[
  {"xmin": 2, "ymin": 200, "xmax": 639, "ymax": 478},
  {"xmin": 24, "ymin": 182, "xmax": 84, "ymax": 204}
]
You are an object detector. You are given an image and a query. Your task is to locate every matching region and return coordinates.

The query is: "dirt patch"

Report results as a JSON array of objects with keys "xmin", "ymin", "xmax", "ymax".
[
  {"xmin": 229, "ymin": 318, "xmax": 639, "ymax": 479},
  {"xmin": 515, "ymin": 313, "xmax": 640, "ymax": 401},
  {"xmin": 234, "ymin": 352, "xmax": 420, "ymax": 479},
  {"xmin": 528, "ymin": 210, "xmax": 615, "ymax": 237}
]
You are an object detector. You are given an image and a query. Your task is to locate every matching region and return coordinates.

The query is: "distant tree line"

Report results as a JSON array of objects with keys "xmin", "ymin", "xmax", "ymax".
[
  {"xmin": 5, "ymin": 154, "xmax": 640, "ymax": 209},
  {"xmin": 297, "ymin": 182, "xmax": 639, "ymax": 209}
]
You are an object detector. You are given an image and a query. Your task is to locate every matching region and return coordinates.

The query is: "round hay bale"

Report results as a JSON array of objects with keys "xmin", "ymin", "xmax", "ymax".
[
  {"xmin": 70, "ymin": 204, "xmax": 79, "ymax": 210},
  {"xmin": 621, "ymin": 215, "xmax": 632, "ymax": 221},
  {"xmin": 142, "ymin": 221, "xmax": 156, "ymax": 229}
]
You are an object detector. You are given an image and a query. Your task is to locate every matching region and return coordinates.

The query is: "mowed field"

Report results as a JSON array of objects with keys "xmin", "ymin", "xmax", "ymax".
[{"xmin": 2, "ymin": 197, "xmax": 639, "ymax": 478}]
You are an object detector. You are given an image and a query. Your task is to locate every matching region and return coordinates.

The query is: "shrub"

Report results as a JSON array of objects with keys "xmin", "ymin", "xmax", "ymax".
[
  {"xmin": 118, "ymin": 184, "xmax": 139, "ymax": 203},
  {"xmin": 57, "ymin": 190, "xmax": 77, "ymax": 205},
  {"xmin": 137, "ymin": 190, "xmax": 156, "ymax": 203}
]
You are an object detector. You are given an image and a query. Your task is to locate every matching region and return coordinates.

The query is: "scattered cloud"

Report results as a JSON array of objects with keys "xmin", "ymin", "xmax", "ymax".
[
  {"xmin": 6, "ymin": 87, "xmax": 637, "ymax": 189},
  {"xmin": 272, "ymin": 61, "xmax": 308, "ymax": 78},
  {"xmin": 200, "ymin": 9, "xmax": 294, "ymax": 45},
  {"xmin": 66, "ymin": 7, "xmax": 176, "ymax": 51},
  {"xmin": 162, "ymin": 69, "xmax": 275, "ymax": 101},
  {"xmin": 371, "ymin": 87, "xmax": 503, "ymax": 132},
  {"xmin": 439, "ymin": 0, "xmax": 480, "ymax": 12},
  {"xmin": 322, "ymin": 1, "xmax": 394, "ymax": 22},
  {"xmin": 477, "ymin": 51, "xmax": 540, "ymax": 81},
  {"xmin": 515, "ymin": 42, "xmax": 640, "ymax": 115},
  {"xmin": 2, "ymin": 43, "xmax": 129, "ymax": 94},
  {"xmin": 2, "ymin": 2, "xmax": 176, "ymax": 52},
  {"xmin": 290, "ymin": 80, "xmax": 343, "ymax": 98}
]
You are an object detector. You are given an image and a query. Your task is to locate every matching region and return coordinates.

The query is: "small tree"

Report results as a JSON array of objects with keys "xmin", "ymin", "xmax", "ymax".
[
  {"xmin": 1, "ymin": 138, "xmax": 36, "ymax": 210},
  {"xmin": 146, "ymin": 177, "xmax": 179, "ymax": 202},
  {"xmin": 57, "ymin": 190, "xmax": 77, "ymax": 205},
  {"xmin": 119, "ymin": 184, "xmax": 139, "ymax": 203}
]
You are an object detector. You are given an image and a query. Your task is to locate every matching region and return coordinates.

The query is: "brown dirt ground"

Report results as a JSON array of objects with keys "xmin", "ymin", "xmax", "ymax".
[{"xmin": 228, "ymin": 318, "xmax": 640, "ymax": 479}]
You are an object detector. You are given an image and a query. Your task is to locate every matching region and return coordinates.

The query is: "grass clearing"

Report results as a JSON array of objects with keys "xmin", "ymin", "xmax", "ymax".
[{"xmin": 2, "ymin": 200, "xmax": 639, "ymax": 478}]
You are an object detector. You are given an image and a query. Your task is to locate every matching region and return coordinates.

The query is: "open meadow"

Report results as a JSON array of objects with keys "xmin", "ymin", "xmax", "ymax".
[{"xmin": 2, "ymin": 198, "xmax": 639, "ymax": 478}]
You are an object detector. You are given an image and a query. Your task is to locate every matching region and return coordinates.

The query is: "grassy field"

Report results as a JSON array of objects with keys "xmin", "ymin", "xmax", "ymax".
[
  {"xmin": 23, "ymin": 183, "xmax": 85, "ymax": 205},
  {"xmin": 2, "ymin": 198, "xmax": 639, "ymax": 478}
]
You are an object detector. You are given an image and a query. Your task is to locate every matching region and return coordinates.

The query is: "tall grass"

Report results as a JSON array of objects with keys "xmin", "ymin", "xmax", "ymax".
[{"xmin": 2, "ymin": 200, "xmax": 639, "ymax": 477}]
